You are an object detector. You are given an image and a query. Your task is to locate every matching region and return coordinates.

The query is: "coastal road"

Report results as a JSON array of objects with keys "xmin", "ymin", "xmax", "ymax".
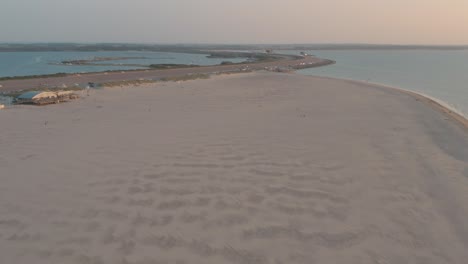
[{"xmin": 0, "ymin": 55, "xmax": 333, "ymax": 92}]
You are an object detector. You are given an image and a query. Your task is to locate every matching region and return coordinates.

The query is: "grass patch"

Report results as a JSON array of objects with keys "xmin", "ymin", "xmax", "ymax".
[
  {"xmin": 97, "ymin": 74, "xmax": 210, "ymax": 88},
  {"xmin": 159, "ymin": 73, "xmax": 210, "ymax": 82},
  {"xmin": 149, "ymin": 64, "xmax": 199, "ymax": 70},
  {"xmin": 207, "ymin": 52, "xmax": 283, "ymax": 63},
  {"xmin": 0, "ymin": 73, "xmax": 69, "ymax": 81},
  {"xmin": 100, "ymin": 79, "xmax": 156, "ymax": 88},
  {"xmin": 214, "ymin": 70, "xmax": 253, "ymax": 75}
]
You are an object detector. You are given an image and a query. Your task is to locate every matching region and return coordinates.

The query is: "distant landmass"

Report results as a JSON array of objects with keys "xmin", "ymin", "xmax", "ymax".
[{"xmin": 0, "ymin": 43, "xmax": 467, "ymax": 52}]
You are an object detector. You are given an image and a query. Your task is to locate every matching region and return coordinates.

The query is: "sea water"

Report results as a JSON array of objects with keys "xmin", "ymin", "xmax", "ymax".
[
  {"xmin": 293, "ymin": 50, "xmax": 468, "ymax": 118},
  {"xmin": 0, "ymin": 51, "xmax": 247, "ymax": 78}
]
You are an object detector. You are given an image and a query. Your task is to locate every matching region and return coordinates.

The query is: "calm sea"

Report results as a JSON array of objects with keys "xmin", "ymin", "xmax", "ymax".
[
  {"xmin": 293, "ymin": 50, "xmax": 468, "ymax": 118},
  {"xmin": 0, "ymin": 51, "xmax": 246, "ymax": 78}
]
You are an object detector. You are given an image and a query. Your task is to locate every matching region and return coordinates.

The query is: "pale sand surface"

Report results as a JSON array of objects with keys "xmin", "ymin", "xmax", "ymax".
[{"xmin": 1, "ymin": 72, "xmax": 468, "ymax": 264}]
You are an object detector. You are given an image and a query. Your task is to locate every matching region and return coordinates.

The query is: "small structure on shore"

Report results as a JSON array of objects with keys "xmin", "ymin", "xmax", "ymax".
[
  {"xmin": 16, "ymin": 91, "xmax": 57, "ymax": 105},
  {"xmin": 56, "ymin": 91, "xmax": 79, "ymax": 101},
  {"xmin": 0, "ymin": 104, "xmax": 5, "ymax": 110},
  {"xmin": 15, "ymin": 91, "xmax": 79, "ymax": 105}
]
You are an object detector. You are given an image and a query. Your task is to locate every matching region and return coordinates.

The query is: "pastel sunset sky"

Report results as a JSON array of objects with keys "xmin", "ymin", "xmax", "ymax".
[{"xmin": 1, "ymin": 0, "xmax": 467, "ymax": 44}]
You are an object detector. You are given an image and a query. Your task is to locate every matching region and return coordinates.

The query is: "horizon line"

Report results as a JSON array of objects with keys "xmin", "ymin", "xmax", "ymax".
[{"xmin": 1, "ymin": 42, "xmax": 468, "ymax": 47}]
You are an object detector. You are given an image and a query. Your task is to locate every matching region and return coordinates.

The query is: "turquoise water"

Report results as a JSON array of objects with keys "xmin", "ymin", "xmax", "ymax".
[
  {"xmin": 293, "ymin": 50, "xmax": 468, "ymax": 118},
  {"xmin": 0, "ymin": 51, "xmax": 246, "ymax": 78}
]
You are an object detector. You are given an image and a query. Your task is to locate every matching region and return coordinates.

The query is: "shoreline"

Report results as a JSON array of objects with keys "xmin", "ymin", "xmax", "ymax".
[
  {"xmin": 390, "ymin": 87, "xmax": 468, "ymax": 130},
  {"xmin": 295, "ymin": 74, "xmax": 468, "ymax": 130}
]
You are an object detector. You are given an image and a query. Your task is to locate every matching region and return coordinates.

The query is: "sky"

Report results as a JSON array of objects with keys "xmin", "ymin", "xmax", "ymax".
[{"xmin": 1, "ymin": 0, "xmax": 467, "ymax": 45}]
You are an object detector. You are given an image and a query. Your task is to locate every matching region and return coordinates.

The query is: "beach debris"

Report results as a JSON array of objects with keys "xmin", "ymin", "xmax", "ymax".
[
  {"xmin": 14, "ymin": 91, "xmax": 79, "ymax": 105},
  {"xmin": 56, "ymin": 91, "xmax": 79, "ymax": 101}
]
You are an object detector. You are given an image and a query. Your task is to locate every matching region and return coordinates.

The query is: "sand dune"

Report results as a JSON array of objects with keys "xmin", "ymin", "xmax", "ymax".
[{"xmin": 0, "ymin": 72, "xmax": 467, "ymax": 264}]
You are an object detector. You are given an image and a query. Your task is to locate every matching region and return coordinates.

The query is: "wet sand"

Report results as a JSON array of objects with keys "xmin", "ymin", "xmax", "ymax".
[{"xmin": 0, "ymin": 72, "xmax": 467, "ymax": 264}]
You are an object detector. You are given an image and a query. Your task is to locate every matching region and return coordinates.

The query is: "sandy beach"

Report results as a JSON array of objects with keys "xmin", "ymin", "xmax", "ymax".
[{"xmin": 1, "ymin": 72, "xmax": 467, "ymax": 264}]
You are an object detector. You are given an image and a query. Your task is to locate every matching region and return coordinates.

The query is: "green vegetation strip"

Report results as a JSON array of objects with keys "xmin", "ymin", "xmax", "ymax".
[
  {"xmin": 0, "ymin": 73, "xmax": 69, "ymax": 81},
  {"xmin": 148, "ymin": 64, "xmax": 200, "ymax": 69},
  {"xmin": 100, "ymin": 79, "xmax": 156, "ymax": 88},
  {"xmin": 159, "ymin": 73, "xmax": 210, "ymax": 82},
  {"xmin": 100, "ymin": 73, "xmax": 211, "ymax": 88}
]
